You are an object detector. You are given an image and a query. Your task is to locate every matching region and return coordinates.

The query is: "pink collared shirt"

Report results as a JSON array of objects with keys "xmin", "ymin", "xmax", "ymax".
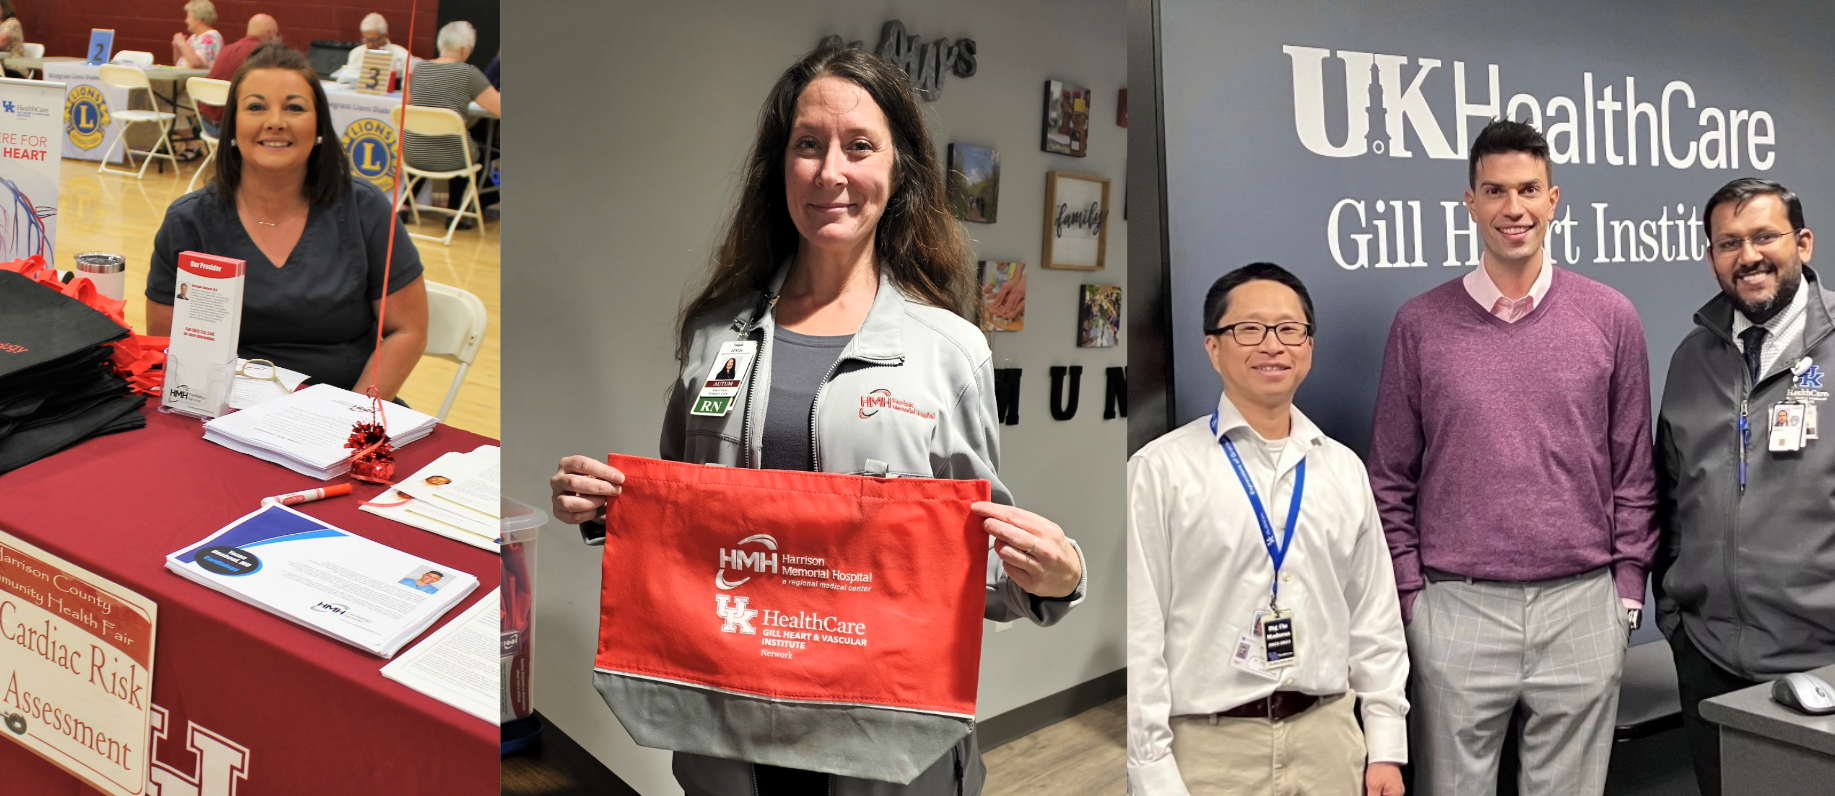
[{"xmin": 1463, "ymin": 257, "xmax": 1553, "ymax": 322}]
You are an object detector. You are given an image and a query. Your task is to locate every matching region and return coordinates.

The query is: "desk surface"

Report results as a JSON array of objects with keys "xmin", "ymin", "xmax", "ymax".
[
  {"xmin": 1701, "ymin": 661, "xmax": 1835, "ymax": 756},
  {"xmin": 0, "ymin": 405, "xmax": 500, "ymax": 794}
]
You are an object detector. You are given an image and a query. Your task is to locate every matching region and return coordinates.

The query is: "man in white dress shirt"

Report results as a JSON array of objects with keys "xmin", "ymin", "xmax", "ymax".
[{"xmin": 1128, "ymin": 262, "xmax": 1409, "ymax": 796}]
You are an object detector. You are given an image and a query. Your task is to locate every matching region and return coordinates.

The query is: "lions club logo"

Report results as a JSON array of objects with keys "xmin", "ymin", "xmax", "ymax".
[
  {"xmin": 342, "ymin": 117, "xmax": 397, "ymax": 193},
  {"xmin": 65, "ymin": 85, "xmax": 111, "ymax": 150}
]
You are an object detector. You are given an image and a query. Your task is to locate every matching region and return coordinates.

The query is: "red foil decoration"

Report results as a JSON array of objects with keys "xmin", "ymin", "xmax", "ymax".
[{"xmin": 346, "ymin": 419, "xmax": 396, "ymax": 483}]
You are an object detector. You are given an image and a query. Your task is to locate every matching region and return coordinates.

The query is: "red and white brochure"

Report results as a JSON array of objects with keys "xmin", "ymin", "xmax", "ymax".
[
  {"xmin": 162, "ymin": 251, "xmax": 245, "ymax": 418},
  {"xmin": 595, "ymin": 454, "xmax": 989, "ymax": 719}
]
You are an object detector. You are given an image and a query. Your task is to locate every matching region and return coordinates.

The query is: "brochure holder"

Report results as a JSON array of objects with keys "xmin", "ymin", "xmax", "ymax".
[{"xmin": 159, "ymin": 349, "xmax": 234, "ymax": 419}]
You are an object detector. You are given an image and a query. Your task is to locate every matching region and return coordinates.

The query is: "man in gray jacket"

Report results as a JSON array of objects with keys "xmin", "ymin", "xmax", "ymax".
[{"xmin": 1656, "ymin": 177, "xmax": 1835, "ymax": 796}]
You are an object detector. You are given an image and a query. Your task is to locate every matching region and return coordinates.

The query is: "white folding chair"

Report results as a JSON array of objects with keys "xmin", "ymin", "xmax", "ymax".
[
  {"xmin": 390, "ymin": 105, "xmax": 485, "ymax": 246},
  {"xmin": 185, "ymin": 77, "xmax": 230, "ymax": 192},
  {"xmin": 421, "ymin": 281, "xmax": 488, "ymax": 422},
  {"xmin": 13, "ymin": 43, "xmax": 43, "ymax": 78},
  {"xmin": 97, "ymin": 65, "xmax": 178, "ymax": 179},
  {"xmin": 111, "ymin": 50, "xmax": 154, "ymax": 66}
]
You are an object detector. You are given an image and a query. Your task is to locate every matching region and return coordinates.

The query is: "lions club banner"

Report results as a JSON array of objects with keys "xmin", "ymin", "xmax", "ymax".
[{"xmin": 593, "ymin": 454, "xmax": 988, "ymax": 781}]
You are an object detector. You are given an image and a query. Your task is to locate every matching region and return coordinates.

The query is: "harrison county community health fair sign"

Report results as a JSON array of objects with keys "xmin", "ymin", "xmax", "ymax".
[
  {"xmin": 0, "ymin": 530, "xmax": 158, "ymax": 796},
  {"xmin": 1155, "ymin": 0, "xmax": 1835, "ymax": 452}
]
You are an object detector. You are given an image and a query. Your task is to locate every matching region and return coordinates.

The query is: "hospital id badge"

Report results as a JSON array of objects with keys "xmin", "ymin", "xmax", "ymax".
[
  {"xmin": 1770, "ymin": 402, "xmax": 1805, "ymax": 452},
  {"xmin": 1257, "ymin": 609, "xmax": 1299, "ymax": 669},
  {"xmin": 689, "ymin": 340, "xmax": 757, "ymax": 417}
]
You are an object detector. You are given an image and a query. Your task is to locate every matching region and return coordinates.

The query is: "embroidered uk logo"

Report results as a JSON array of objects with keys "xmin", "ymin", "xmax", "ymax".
[
  {"xmin": 1800, "ymin": 365, "xmax": 1824, "ymax": 389},
  {"xmin": 716, "ymin": 594, "xmax": 758, "ymax": 634}
]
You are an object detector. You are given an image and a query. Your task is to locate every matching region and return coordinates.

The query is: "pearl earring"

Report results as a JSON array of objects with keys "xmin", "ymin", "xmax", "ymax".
[{"xmin": 315, "ymin": 136, "xmax": 322, "ymax": 144}]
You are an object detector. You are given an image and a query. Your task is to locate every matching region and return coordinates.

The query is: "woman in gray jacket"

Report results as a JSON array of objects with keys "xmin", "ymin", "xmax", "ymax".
[{"xmin": 550, "ymin": 47, "xmax": 1085, "ymax": 796}]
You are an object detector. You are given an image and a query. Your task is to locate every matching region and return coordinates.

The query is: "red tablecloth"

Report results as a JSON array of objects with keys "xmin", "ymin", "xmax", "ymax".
[{"xmin": 0, "ymin": 406, "xmax": 499, "ymax": 795}]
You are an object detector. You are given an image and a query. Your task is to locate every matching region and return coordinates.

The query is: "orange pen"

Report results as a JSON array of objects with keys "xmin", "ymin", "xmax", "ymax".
[{"xmin": 262, "ymin": 484, "xmax": 354, "ymax": 507}]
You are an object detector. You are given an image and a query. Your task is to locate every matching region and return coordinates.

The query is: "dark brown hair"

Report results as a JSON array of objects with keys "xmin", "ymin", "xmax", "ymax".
[
  {"xmin": 214, "ymin": 42, "xmax": 350, "ymax": 207},
  {"xmin": 676, "ymin": 46, "xmax": 977, "ymax": 357},
  {"xmin": 1468, "ymin": 118, "xmax": 1552, "ymax": 189}
]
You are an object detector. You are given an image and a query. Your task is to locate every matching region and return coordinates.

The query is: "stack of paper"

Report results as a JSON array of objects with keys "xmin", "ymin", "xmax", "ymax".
[
  {"xmin": 380, "ymin": 587, "xmax": 499, "ymax": 723},
  {"xmin": 202, "ymin": 383, "xmax": 437, "ymax": 479},
  {"xmin": 166, "ymin": 504, "xmax": 477, "ymax": 658},
  {"xmin": 361, "ymin": 445, "xmax": 500, "ymax": 551}
]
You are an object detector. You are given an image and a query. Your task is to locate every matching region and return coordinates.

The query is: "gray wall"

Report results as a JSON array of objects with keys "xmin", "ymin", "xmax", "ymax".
[
  {"xmin": 1151, "ymin": 0, "xmax": 1835, "ymax": 452},
  {"xmin": 505, "ymin": 2, "xmax": 1128, "ymax": 792}
]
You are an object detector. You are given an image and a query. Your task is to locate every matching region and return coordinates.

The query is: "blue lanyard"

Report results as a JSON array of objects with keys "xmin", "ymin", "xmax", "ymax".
[{"xmin": 1212, "ymin": 409, "xmax": 1305, "ymax": 605}]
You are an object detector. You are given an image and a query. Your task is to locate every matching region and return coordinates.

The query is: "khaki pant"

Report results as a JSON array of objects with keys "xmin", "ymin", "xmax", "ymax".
[{"xmin": 1169, "ymin": 693, "xmax": 1365, "ymax": 796}]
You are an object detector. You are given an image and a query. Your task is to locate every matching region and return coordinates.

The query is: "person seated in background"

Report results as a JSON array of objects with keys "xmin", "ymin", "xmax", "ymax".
[
  {"xmin": 147, "ymin": 43, "xmax": 429, "ymax": 401},
  {"xmin": 185, "ymin": 13, "xmax": 279, "ymax": 162},
  {"xmin": 170, "ymin": 0, "xmax": 225, "ymax": 163},
  {"xmin": 0, "ymin": 0, "xmax": 26, "ymax": 76},
  {"xmin": 171, "ymin": 0, "xmax": 223, "ymax": 68},
  {"xmin": 338, "ymin": 13, "xmax": 410, "ymax": 84},
  {"xmin": 405, "ymin": 21, "xmax": 501, "ymax": 227}
]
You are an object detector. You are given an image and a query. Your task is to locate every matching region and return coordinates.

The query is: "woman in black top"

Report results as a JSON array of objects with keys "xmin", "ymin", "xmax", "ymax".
[{"xmin": 147, "ymin": 42, "xmax": 428, "ymax": 397}]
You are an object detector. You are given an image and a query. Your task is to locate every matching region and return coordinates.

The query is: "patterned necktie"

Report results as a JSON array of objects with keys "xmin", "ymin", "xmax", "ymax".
[{"xmin": 1741, "ymin": 326, "xmax": 1769, "ymax": 385}]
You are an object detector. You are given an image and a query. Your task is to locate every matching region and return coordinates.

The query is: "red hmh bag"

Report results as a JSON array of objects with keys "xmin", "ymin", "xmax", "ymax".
[{"xmin": 594, "ymin": 453, "xmax": 989, "ymax": 782}]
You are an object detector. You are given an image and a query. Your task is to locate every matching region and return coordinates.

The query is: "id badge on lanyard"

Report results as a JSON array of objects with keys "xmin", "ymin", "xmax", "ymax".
[
  {"xmin": 689, "ymin": 340, "xmax": 758, "ymax": 417},
  {"xmin": 1213, "ymin": 409, "xmax": 1304, "ymax": 671}
]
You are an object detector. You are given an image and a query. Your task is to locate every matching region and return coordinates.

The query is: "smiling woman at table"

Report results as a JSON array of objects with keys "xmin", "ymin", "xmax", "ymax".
[{"xmin": 146, "ymin": 43, "xmax": 429, "ymax": 400}]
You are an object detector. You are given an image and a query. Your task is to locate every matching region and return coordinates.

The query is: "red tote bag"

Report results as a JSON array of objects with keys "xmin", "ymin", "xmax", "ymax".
[{"xmin": 593, "ymin": 453, "xmax": 990, "ymax": 782}]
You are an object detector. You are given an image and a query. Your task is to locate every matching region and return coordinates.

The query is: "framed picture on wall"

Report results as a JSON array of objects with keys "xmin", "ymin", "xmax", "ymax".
[
  {"xmin": 948, "ymin": 143, "xmax": 1000, "ymax": 224},
  {"xmin": 1042, "ymin": 171, "xmax": 1110, "ymax": 270},
  {"xmin": 1078, "ymin": 285, "xmax": 1122, "ymax": 348},
  {"xmin": 978, "ymin": 261, "xmax": 1027, "ymax": 332},
  {"xmin": 1042, "ymin": 80, "xmax": 1091, "ymax": 157}
]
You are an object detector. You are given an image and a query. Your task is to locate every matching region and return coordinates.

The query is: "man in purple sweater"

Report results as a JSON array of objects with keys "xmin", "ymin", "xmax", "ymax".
[{"xmin": 1368, "ymin": 120, "xmax": 1657, "ymax": 796}]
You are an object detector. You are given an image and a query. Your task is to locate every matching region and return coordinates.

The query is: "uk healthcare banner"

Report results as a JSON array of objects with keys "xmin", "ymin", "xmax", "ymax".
[{"xmin": 0, "ymin": 78, "xmax": 62, "ymax": 263}]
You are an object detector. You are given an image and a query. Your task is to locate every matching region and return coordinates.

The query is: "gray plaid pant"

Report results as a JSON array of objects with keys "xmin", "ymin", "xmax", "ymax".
[{"xmin": 1406, "ymin": 568, "xmax": 1626, "ymax": 796}]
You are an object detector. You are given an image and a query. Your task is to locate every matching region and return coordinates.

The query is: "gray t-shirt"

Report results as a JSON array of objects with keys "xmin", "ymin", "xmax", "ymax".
[
  {"xmin": 147, "ymin": 179, "xmax": 424, "ymax": 390},
  {"xmin": 760, "ymin": 327, "xmax": 852, "ymax": 472},
  {"xmin": 404, "ymin": 60, "xmax": 492, "ymax": 172}
]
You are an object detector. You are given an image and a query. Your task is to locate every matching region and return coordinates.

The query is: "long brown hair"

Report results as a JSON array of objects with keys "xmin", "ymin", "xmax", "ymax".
[{"xmin": 676, "ymin": 46, "xmax": 977, "ymax": 357}]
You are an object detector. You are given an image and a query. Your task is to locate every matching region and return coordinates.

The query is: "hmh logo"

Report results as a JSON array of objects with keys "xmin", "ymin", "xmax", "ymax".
[
  {"xmin": 860, "ymin": 388, "xmax": 893, "ymax": 418},
  {"xmin": 716, "ymin": 594, "xmax": 758, "ymax": 635},
  {"xmin": 310, "ymin": 602, "xmax": 348, "ymax": 615},
  {"xmin": 149, "ymin": 704, "xmax": 251, "ymax": 796},
  {"xmin": 717, "ymin": 533, "xmax": 777, "ymax": 590}
]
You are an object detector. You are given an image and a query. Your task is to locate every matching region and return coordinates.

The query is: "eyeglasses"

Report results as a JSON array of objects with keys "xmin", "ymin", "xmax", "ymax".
[
  {"xmin": 1206, "ymin": 321, "xmax": 1313, "ymax": 346},
  {"xmin": 362, "ymin": 34, "xmax": 387, "ymax": 46},
  {"xmin": 1710, "ymin": 229, "xmax": 1800, "ymax": 258}
]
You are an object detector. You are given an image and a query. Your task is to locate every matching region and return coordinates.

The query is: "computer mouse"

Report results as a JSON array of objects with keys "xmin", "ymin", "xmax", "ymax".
[{"xmin": 1771, "ymin": 672, "xmax": 1835, "ymax": 716}]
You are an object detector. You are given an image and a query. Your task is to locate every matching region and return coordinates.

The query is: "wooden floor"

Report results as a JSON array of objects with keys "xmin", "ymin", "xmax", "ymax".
[
  {"xmin": 983, "ymin": 698, "xmax": 1125, "ymax": 795},
  {"xmin": 54, "ymin": 155, "xmax": 502, "ymax": 439}
]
